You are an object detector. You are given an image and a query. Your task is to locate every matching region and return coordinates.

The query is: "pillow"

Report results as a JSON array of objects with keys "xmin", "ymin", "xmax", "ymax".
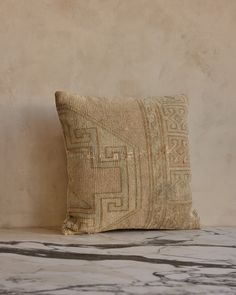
[{"xmin": 55, "ymin": 91, "xmax": 200, "ymax": 235}]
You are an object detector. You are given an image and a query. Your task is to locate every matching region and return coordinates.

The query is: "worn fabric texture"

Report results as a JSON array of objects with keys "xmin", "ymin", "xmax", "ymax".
[{"xmin": 55, "ymin": 91, "xmax": 200, "ymax": 235}]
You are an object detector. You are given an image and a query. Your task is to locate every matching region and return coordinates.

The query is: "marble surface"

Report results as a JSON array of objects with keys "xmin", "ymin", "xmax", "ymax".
[{"xmin": 0, "ymin": 227, "xmax": 235, "ymax": 294}]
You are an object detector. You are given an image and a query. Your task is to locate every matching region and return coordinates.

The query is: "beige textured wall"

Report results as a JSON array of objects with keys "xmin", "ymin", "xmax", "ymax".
[{"xmin": 0, "ymin": 0, "xmax": 235, "ymax": 228}]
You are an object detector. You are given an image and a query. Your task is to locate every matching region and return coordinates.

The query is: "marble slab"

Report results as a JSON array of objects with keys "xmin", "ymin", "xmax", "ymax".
[{"xmin": 0, "ymin": 227, "xmax": 235, "ymax": 294}]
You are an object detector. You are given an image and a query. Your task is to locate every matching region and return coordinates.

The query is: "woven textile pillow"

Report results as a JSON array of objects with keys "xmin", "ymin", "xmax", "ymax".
[{"xmin": 55, "ymin": 91, "xmax": 200, "ymax": 235}]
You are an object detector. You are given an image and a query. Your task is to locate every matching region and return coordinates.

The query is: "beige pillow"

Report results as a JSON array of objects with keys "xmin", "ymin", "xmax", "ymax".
[{"xmin": 55, "ymin": 91, "xmax": 200, "ymax": 235}]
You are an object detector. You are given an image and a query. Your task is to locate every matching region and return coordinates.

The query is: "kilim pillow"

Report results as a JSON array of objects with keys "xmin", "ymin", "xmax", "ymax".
[{"xmin": 55, "ymin": 91, "xmax": 200, "ymax": 235}]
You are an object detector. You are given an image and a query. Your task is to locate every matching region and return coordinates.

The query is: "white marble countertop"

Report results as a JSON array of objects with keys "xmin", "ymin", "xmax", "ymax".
[{"xmin": 0, "ymin": 227, "xmax": 235, "ymax": 294}]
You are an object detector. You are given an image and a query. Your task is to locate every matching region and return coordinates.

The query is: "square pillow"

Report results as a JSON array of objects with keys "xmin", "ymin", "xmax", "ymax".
[{"xmin": 55, "ymin": 91, "xmax": 200, "ymax": 235}]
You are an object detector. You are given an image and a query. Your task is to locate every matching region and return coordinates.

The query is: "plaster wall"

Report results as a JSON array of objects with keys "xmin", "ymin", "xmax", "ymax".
[{"xmin": 0, "ymin": 0, "xmax": 235, "ymax": 227}]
